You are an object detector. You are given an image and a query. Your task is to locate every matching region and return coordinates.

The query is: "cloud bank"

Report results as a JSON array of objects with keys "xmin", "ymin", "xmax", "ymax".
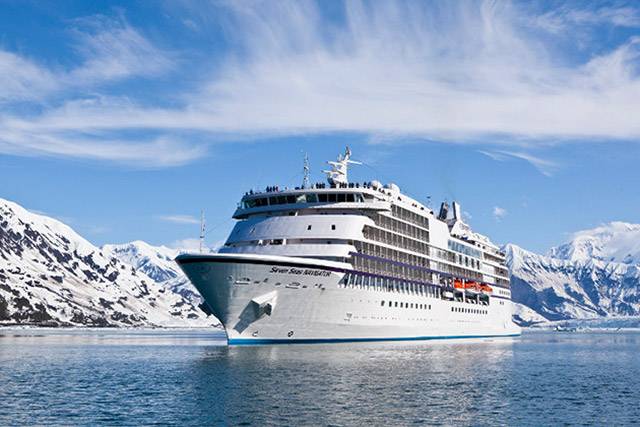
[{"xmin": 2, "ymin": 1, "xmax": 640, "ymax": 166}]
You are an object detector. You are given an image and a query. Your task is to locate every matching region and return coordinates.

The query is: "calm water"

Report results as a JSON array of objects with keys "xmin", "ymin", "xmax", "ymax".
[{"xmin": 1, "ymin": 329, "xmax": 639, "ymax": 426}]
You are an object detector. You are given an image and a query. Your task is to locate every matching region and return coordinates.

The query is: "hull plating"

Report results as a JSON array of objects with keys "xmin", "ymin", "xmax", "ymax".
[{"xmin": 177, "ymin": 254, "xmax": 521, "ymax": 344}]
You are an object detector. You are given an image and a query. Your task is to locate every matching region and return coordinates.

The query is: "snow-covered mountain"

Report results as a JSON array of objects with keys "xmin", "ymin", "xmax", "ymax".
[
  {"xmin": 507, "ymin": 222, "xmax": 640, "ymax": 325},
  {"xmin": 102, "ymin": 241, "xmax": 181, "ymax": 283},
  {"xmin": 0, "ymin": 198, "xmax": 214, "ymax": 327},
  {"xmin": 102, "ymin": 241, "xmax": 203, "ymax": 305},
  {"xmin": 548, "ymin": 222, "xmax": 640, "ymax": 265}
]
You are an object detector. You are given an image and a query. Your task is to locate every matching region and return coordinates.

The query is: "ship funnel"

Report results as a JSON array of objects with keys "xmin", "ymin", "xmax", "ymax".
[
  {"xmin": 438, "ymin": 201, "xmax": 449, "ymax": 221},
  {"xmin": 452, "ymin": 201, "xmax": 462, "ymax": 221}
]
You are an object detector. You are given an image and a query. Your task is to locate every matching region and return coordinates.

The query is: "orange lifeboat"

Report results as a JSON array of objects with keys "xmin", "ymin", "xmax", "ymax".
[
  {"xmin": 454, "ymin": 279, "xmax": 464, "ymax": 289},
  {"xmin": 480, "ymin": 284, "xmax": 493, "ymax": 293}
]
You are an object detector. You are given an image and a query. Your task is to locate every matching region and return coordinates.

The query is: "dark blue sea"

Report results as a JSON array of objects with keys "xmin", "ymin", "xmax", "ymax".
[{"xmin": 1, "ymin": 329, "xmax": 638, "ymax": 426}]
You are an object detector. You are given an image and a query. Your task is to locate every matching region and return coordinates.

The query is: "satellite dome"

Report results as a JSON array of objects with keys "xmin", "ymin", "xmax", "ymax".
[{"xmin": 385, "ymin": 183, "xmax": 400, "ymax": 193}]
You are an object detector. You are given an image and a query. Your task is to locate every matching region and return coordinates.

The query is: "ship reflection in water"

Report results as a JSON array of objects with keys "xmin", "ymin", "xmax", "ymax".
[{"xmin": 1, "ymin": 329, "xmax": 639, "ymax": 425}]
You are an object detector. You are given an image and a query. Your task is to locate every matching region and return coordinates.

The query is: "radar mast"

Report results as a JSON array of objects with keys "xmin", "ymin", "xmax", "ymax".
[{"xmin": 323, "ymin": 147, "xmax": 361, "ymax": 185}]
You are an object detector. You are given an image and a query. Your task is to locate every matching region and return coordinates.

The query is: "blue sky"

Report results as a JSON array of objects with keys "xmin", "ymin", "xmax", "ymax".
[{"xmin": 1, "ymin": 0, "xmax": 639, "ymax": 253}]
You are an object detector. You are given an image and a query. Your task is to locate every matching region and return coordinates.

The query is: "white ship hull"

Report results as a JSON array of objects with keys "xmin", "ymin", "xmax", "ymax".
[{"xmin": 177, "ymin": 253, "xmax": 521, "ymax": 345}]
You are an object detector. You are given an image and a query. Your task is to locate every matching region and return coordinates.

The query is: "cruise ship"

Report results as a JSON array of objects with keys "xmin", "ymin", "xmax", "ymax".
[{"xmin": 177, "ymin": 148, "xmax": 521, "ymax": 344}]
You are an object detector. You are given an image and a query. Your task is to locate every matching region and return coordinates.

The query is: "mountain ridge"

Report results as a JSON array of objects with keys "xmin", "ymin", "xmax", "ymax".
[
  {"xmin": 0, "ymin": 198, "xmax": 214, "ymax": 327},
  {"xmin": 505, "ymin": 222, "xmax": 640, "ymax": 325}
]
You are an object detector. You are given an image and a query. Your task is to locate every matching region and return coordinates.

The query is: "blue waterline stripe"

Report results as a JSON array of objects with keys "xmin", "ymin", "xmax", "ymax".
[{"xmin": 228, "ymin": 333, "xmax": 521, "ymax": 345}]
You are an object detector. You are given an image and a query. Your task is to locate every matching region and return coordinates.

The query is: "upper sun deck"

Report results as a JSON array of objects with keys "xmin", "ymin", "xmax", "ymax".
[{"xmin": 235, "ymin": 182, "xmax": 393, "ymax": 219}]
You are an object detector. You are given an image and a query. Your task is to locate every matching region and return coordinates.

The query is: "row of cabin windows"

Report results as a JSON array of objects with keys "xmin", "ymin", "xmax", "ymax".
[
  {"xmin": 452, "ymin": 306, "xmax": 487, "ymax": 315},
  {"xmin": 381, "ymin": 301, "xmax": 432, "ymax": 310},
  {"xmin": 341, "ymin": 272, "xmax": 441, "ymax": 298},
  {"xmin": 391, "ymin": 204, "xmax": 429, "ymax": 229},
  {"xmin": 352, "ymin": 253, "xmax": 432, "ymax": 282},
  {"xmin": 431, "ymin": 260, "xmax": 483, "ymax": 283},
  {"xmin": 242, "ymin": 192, "xmax": 365, "ymax": 209},
  {"xmin": 362, "ymin": 225, "xmax": 430, "ymax": 256},
  {"xmin": 352, "ymin": 242, "xmax": 487, "ymax": 288},
  {"xmin": 372, "ymin": 214, "xmax": 430, "ymax": 242}
]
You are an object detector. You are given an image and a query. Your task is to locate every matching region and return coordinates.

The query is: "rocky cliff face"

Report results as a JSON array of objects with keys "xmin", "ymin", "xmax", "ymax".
[{"xmin": 0, "ymin": 198, "xmax": 214, "ymax": 327}]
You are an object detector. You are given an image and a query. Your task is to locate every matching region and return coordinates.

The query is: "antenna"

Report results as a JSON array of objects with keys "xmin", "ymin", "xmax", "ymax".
[
  {"xmin": 199, "ymin": 210, "xmax": 205, "ymax": 254},
  {"xmin": 323, "ymin": 146, "xmax": 361, "ymax": 185},
  {"xmin": 302, "ymin": 152, "xmax": 310, "ymax": 189}
]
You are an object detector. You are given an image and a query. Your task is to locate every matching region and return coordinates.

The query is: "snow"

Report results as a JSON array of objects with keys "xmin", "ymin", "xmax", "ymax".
[
  {"xmin": 512, "ymin": 302, "xmax": 548, "ymax": 326},
  {"xmin": 549, "ymin": 222, "xmax": 640, "ymax": 265},
  {"xmin": 102, "ymin": 240, "xmax": 204, "ymax": 305},
  {"xmin": 0, "ymin": 198, "xmax": 215, "ymax": 327},
  {"xmin": 506, "ymin": 222, "xmax": 640, "ymax": 323}
]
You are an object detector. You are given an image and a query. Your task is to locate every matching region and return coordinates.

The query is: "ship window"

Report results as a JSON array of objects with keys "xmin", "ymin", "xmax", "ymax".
[
  {"xmin": 337, "ymin": 193, "xmax": 346, "ymax": 202},
  {"xmin": 318, "ymin": 194, "xmax": 328, "ymax": 202},
  {"xmin": 277, "ymin": 196, "xmax": 287, "ymax": 204},
  {"xmin": 296, "ymin": 194, "xmax": 307, "ymax": 203},
  {"xmin": 287, "ymin": 195, "xmax": 296, "ymax": 204},
  {"xmin": 269, "ymin": 196, "xmax": 278, "ymax": 205},
  {"xmin": 381, "ymin": 301, "xmax": 385, "ymax": 306},
  {"xmin": 306, "ymin": 193, "xmax": 318, "ymax": 203},
  {"xmin": 307, "ymin": 225, "xmax": 312, "ymax": 230},
  {"xmin": 395, "ymin": 302, "xmax": 398, "ymax": 307},
  {"xmin": 328, "ymin": 193, "xmax": 337, "ymax": 202},
  {"xmin": 346, "ymin": 194, "xmax": 355, "ymax": 202},
  {"xmin": 331, "ymin": 224, "xmax": 336, "ymax": 230}
]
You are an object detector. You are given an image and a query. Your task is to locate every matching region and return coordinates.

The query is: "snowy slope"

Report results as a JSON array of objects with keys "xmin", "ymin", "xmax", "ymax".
[
  {"xmin": 549, "ymin": 222, "xmax": 640, "ymax": 265},
  {"xmin": 506, "ymin": 224, "xmax": 640, "ymax": 323},
  {"xmin": 102, "ymin": 241, "xmax": 181, "ymax": 283},
  {"xmin": 102, "ymin": 241, "xmax": 204, "ymax": 305},
  {"xmin": 0, "ymin": 198, "xmax": 214, "ymax": 327}
]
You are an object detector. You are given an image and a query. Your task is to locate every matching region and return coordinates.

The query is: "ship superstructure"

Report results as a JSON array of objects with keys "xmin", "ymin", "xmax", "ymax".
[{"xmin": 177, "ymin": 148, "xmax": 521, "ymax": 344}]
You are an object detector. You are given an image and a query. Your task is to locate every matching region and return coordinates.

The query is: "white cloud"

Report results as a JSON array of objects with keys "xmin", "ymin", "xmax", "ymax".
[
  {"xmin": 493, "ymin": 206, "xmax": 507, "ymax": 220},
  {"xmin": 0, "ymin": 51, "xmax": 58, "ymax": 102},
  {"xmin": 480, "ymin": 149, "xmax": 559, "ymax": 176},
  {"xmin": 158, "ymin": 215, "xmax": 200, "ymax": 225},
  {"xmin": 533, "ymin": 5, "xmax": 640, "ymax": 33},
  {"xmin": 3, "ymin": 2, "xmax": 640, "ymax": 167},
  {"xmin": 68, "ymin": 15, "xmax": 173, "ymax": 84}
]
